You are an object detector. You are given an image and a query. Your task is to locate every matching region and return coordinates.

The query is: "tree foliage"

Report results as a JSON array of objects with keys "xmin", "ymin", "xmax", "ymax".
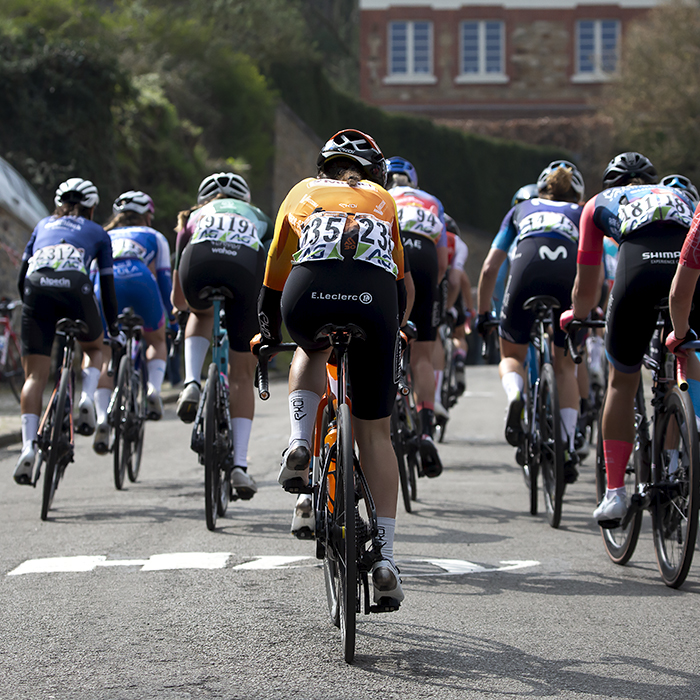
[{"xmin": 602, "ymin": 0, "xmax": 700, "ymax": 182}]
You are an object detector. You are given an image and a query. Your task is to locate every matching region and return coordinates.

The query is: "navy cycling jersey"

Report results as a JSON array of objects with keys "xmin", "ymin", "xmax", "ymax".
[
  {"xmin": 492, "ymin": 198, "xmax": 582, "ymax": 252},
  {"xmin": 23, "ymin": 215, "xmax": 114, "ymax": 276}
]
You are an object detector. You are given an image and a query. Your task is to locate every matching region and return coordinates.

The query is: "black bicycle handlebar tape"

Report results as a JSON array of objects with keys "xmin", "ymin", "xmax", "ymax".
[{"xmin": 99, "ymin": 273, "xmax": 120, "ymax": 334}]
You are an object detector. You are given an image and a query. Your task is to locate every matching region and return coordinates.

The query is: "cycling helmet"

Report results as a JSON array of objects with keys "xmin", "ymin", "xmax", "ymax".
[
  {"xmin": 537, "ymin": 161, "xmax": 585, "ymax": 199},
  {"xmin": 317, "ymin": 129, "xmax": 387, "ymax": 187},
  {"xmin": 660, "ymin": 174, "xmax": 699, "ymax": 208},
  {"xmin": 444, "ymin": 214, "xmax": 460, "ymax": 237},
  {"xmin": 112, "ymin": 190, "xmax": 155, "ymax": 216},
  {"xmin": 602, "ymin": 152, "xmax": 657, "ymax": 188},
  {"xmin": 197, "ymin": 172, "xmax": 251, "ymax": 204},
  {"xmin": 386, "ymin": 156, "xmax": 418, "ymax": 188},
  {"xmin": 511, "ymin": 183, "xmax": 538, "ymax": 208},
  {"xmin": 54, "ymin": 178, "xmax": 99, "ymax": 209}
]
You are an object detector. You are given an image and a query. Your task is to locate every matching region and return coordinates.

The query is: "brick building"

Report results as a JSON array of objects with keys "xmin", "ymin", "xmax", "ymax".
[{"xmin": 360, "ymin": 0, "xmax": 657, "ymax": 119}]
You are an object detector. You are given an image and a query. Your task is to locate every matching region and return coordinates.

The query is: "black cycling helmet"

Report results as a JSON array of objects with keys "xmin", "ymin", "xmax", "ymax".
[
  {"xmin": 602, "ymin": 152, "xmax": 658, "ymax": 188},
  {"xmin": 511, "ymin": 183, "xmax": 538, "ymax": 208},
  {"xmin": 317, "ymin": 129, "xmax": 387, "ymax": 187},
  {"xmin": 660, "ymin": 174, "xmax": 700, "ymax": 208}
]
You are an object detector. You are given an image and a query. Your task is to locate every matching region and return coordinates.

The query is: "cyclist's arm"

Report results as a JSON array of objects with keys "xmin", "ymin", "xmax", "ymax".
[
  {"xmin": 460, "ymin": 269, "xmax": 474, "ymax": 311},
  {"xmin": 96, "ymin": 233, "xmax": 119, "ymax": 333},
  {"xmin": 477, "ymin": 247, "xmax": 508, "ymax": 314},
  {"xmin": 571, "ymin": 198, "xmax": 604, "ymax": 319},
  {"xmin": 671, "ymin": 225, "xmax": 700, "ymax": 340},
  {"xmin": 153, "ymin": 232, "xmax": 175, "ymax": 322},
  {"xmin": 17, "ymin": 229, "xmax": 37, "ymax": 299},
  {"xmin": 403, "ymin": 270, "xmax": 415, "ymax": 323}
]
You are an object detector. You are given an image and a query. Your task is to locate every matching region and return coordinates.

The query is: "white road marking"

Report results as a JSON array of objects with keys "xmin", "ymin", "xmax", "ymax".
[{"xmin": 6, "ymin": 554, "xmax": 540, "ymax": 576}]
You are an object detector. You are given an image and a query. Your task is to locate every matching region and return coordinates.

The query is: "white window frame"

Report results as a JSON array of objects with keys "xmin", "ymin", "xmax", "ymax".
[
  {"xmin": 384, "ymin": 20, "xmax": 437, "ymax": 85},
  {"xmin": 455, "ymin": 20, "xmax": 508, "ymax": 84},
  {"xmin": 572, "ymin": 19, "xmax": 620, "ymax": 83}
]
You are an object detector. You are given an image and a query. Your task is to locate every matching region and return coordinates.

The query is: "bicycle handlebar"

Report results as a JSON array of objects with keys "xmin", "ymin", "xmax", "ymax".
[
  {"xmin": 675, "ymin": 339, "xmax": 700, "ymax": 391},
  {"xmin": 565, "ymin": 318, "xmax": 606, "ymax": 365},
  {"xmin": 479, "ymin": 319, "xmax": 500, "ymax": 360},
  {"xmin": 255, "ymin": 342, "xmax": 298, "ymax": 400}
]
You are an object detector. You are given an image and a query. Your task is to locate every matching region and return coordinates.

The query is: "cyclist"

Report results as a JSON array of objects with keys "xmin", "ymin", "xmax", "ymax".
[
  {"xmin": 477, "ymin": 161, "xmax": 585, "ymax": 482},
  {"xmin": 256, "ymin": 129, "xmax": 406, "ymax": 605},
  {"xmin": 386, "ymin": 156, "xmax": 448, "ymax": 477},
  {"xmin": 172, "ymin": 172, "xmax": 273, "ymax": 501},
  {"xmin": 13, "ymin": 178, "xmax": 121, "ymax": 483},
  {"xmin": 92, "ymin": 191, "xmax": 175, "ymax": 454},
  {"xmin": 561, "ymin": 153, "xmax": 698, "ymax": 523}
]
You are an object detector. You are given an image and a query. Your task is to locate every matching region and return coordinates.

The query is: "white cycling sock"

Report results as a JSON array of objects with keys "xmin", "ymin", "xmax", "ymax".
[
  {"xmin": 606, "ymin": 486, "xmax": 626, "ymax": 499},
  {"xmin": 377, "ymin": 517, "xmax": 396, "ymax": 564},
  {"xmin": 560, "ymin": 407, "xmax": 578, "ymax": 451},
  {"xmin": 288, "ymin": 390, "xmax": 321, "ymax": 448},
  {"xmin": 21, "ymin": 413, "xmax": 39, "ymax": 450},
  {"xmin": 501, "ymin": 371, "xmax": 524, "ymax": 403},
  {"xmin": 94, "ymin": 388, "xmax": 112, "ymax": 423},
  {"xmin": 80, "ymin": 366, "xmax": 100, "ymax": 400},
  {"xmin": 184, "ymin": 336, "xmax": 210, "ymax": 386},
  {"xmin": 232, "ymin": 417, "xmax": 252, "ymax": 468},
  {"xmin": 434, "ymin": 371, "xmax": 443, "ymax": 404},
  {"xmin": 147, "ymin": 359, "xmax": 166, "ymax": 395}
]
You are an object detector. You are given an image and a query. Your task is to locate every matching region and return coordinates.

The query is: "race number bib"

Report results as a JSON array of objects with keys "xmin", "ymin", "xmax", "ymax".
[
  {"xmin": 397, "ymin": 205, "xmax": 443, "ymax": 243},
  {"xmin": 517, "ymin": 211, "xmax": 579, "ymax": 244},
  {"xmin": 354, "ymin": 214, "xmax": 397, "ymax": 277},
  {"xmin": 111, "ymin": 238, "xmax": 148, "ymax": 261},
  {"xmin": 191, "ymin": 213, "xmax": 261, "ymax": 251},
  {"xmin": 619, "ymin": 193, "xmax": 694, "ymax": 237},
  {"xmin": 27, "ymin": 243, "xmax": 87, "ymax": 275},
  {"xmin": 293, "ymin": 212, "xmax": 347, "ymax": 264}
]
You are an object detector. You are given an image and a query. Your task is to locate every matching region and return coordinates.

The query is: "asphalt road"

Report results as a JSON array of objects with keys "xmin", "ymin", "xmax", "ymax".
[{"xmin": 1, "ymin": 366, "xmax": 700, "ymax": 699}]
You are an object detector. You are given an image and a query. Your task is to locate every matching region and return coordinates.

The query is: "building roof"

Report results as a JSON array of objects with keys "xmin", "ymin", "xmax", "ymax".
[
  {"xmin": 360, "ymin": 0, "xmax": 658, "ymax": 8},
  {"xmin": 0, "ymin": 157, "xmax": 49, "ymax": 230}
]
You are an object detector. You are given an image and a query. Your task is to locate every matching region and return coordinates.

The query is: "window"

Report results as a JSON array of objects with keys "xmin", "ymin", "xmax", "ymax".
[
  {"xmin": 456, "ymin": 21, "xmax": 507, "ymax": 84},
  {"xmin": 385, "ymin": 20, "xmax": 436, "ymax": 84},
  {"xmin": 574, "ymin": 19, "xmax": 620, "ymax": 81}
]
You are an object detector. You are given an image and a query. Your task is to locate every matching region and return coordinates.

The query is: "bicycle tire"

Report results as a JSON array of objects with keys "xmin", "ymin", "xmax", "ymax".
[
  {"xmin": 391, "ymin": 404, "xmax": 412, "ymax": 513},
  {"xmin": 651, "ymin": 385, "xmax": 700, "ymax": 588},
  {"xmin": 113, "ymin": 357, "xmax": 130, "ymax": 490},
  {"xmin": 4, "ymin": 334, "xmax": 23, "ymax": 403},
  {"xmin": 595, "ymin": 384, "xmax": 645, "ymax": 566},
  {"xmin": 522, "ymin": 390, "xmax": 538, "ymax": 516},
  {"xmin": 41, "ymin": 367, "xmax": 69, "ymax": 520},
  {"xmin": 538, "ymin": 363, "xmax": 564, "ymax": 528},
  {"xmin": 128, "ymin": 352, "xmax": 148, "ymax": 483},
  {"xmin": 203, "ymin": 363, "xmax": 221, "ymax": 531},
  {"xmin": 337, "ymin": 402, "xmax": 357, "ymax": 663}
]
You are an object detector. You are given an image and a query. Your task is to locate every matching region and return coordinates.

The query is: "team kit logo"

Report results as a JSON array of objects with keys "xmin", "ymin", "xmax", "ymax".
[{"xmin": 310, "ymin": 291, "xmax": 372, "ymax": 304}]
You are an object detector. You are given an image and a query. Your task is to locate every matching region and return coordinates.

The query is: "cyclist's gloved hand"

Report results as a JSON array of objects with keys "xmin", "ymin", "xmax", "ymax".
[
  {"xmin": 475, "ymin": 312, "xmax": 495, "ymax": 339},
  {"xmin": 666, "ymin": 328, "xmax": 698, "ymax": 357},
  {"xmin": 559, "ymin": 308, "xmax": 579, "ymax": 333},
  {"xmin": 108, "ymin": 329, "xmax": 127, "ymax": 349},
  {"xmin": 250, "ymin": 332, "xmax": 265, "ymax": 356}
]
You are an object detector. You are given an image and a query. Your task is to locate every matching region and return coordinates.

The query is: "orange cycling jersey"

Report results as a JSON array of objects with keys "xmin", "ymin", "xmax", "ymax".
[{"xmin": 264, "ymin": 177, "xmax": 405, "ymax": 291}]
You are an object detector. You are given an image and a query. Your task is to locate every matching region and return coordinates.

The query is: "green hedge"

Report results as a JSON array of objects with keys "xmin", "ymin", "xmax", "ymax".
[{"xmin": 270, "ymin": 62, "xmax": 570, "ymax": 233}]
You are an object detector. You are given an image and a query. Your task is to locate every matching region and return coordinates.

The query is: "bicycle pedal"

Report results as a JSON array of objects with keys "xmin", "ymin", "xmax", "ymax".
[
  {"xmin": 369, "ymin": 597, "xmax": 401, "ymax": 613},
  {"xmin": 292, "ymin": 526, "xmax": 315, "ymax": 540},
  {"xmin": 598, "ymin": 518, "xmax": 622, "ymax": 530},
  {"xmin": 282, "ymin": 477, "xmax": 313, "ymax": 494}
]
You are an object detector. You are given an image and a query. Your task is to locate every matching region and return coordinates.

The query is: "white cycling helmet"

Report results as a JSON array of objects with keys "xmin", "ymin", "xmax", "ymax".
[
  {"xmin": 113, "ymin": 190, "xmax": 155, "ymax": 216},
  {"xmin": 537, "ymin": 160, "xmax": 585, "ymax": 199},
  {"xmin": 197, "ymin": 172, "xmax": 251, "ymax": 204},
  {"xmin": 54, "ymin": 177, "xmax": 100, "ymax": 209}
]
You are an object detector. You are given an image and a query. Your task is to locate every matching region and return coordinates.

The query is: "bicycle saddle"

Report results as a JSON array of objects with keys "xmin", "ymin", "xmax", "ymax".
[
  {"xmin": 523, "ymin": 295, "xmax": 560, "ymax": 313},
  {"xmin": 198, "ymin": 285, "xmax": 233, "ymax": 301},
  {"xmin": 117, "ymin": 307, "xmax": 145, "ymax": 329},
  {"xmin": 313, "ymin": 323, "xmax": 367, "ymax": 344},
  {"xmin": 55, "ymin": 318, "xmax": 90, "ymax": 336}
]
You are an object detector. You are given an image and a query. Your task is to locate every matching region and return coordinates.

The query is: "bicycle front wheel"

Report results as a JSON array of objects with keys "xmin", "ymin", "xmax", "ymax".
[
  {"xmin": 41, "ymin": 368, "xmax": 70, "ymax": 520},
  {"xmin": 113, "ymin": 357, "xmax": 131, "ymax": 490},
  {"xmin": 337, "ymin": 402, "xmax": 357, "ymax": 663},
  {"xmin": 651, "ymin": 386, "xmax": 700, "ymax": 588},
  {"xmin": 537, "ymin": 363, "xmax": 564, "ymax": 529},
  {"xmin": 595, "ymin": 384, "xmax": 645, "ymax": 566},
  {"xmin": 128, "ymin": 354, "xmax": 148, "ymax": 483},
  {"xmin": 203, "ymin": 363, "xmax": 222, "ymax": 531},
  {"xmin": 391, "ymin": 404, "xmax": 412, "ymax": 513}
]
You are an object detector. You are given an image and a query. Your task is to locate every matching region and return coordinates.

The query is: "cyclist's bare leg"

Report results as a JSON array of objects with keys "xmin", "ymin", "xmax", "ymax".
[
  {"xmin": 183, "ymin": 307, "xmax": 213, "ymax": 384},
  {"xmin": 498, "ymin": 337, "xmax": 528, "ymax": 383},
  {"xmin": 143, "ymin": 326, "xmax": 167, "ymax": 363},
  {"xmin": 411, "ymin": 340, "xmax": 437, "ymax": 407},
  {"xmin": 228, "ymin": 350, "xmax": 256, "ymax": 420},
  {"xmin": 20, "ymin": 354, "xmax": 51, "ymax": 416},
  {"xmin": 288, "ymin": 346, "xmax": 332, "ymax": 397},
  {"xmin": 602, "ymin": 367, "xmax": 638, "ymax": 444}
]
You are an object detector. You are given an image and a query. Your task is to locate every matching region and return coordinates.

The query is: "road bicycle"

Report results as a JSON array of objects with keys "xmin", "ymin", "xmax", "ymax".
[
  {"xmin": 0, "ymin": 298, "xmax": 23, "ymax": 402},
  {"xmin": 571, "ymin": 306, "xmax": 700, "ymax": 588},
  {"xmin": 257, "ymin": 325, "xmax": 397, "ymax": 664},
  {"xmin": 33, "ymin": 318, "xmax": 88, "ymax": 520},
  {"xmin": 189, "ymin": 287, "xmax": 236, "ymax": 531},
  {"xmin": 108, "ymin": 308, "xmax": 148, "ymax": 490},
  {"xmin": 390, "ymin": 323, "xmax": 421, "ymax": 513},
  {"xmin": 434, "ymin": 317, "xmax": 462, "ymax": 443}
]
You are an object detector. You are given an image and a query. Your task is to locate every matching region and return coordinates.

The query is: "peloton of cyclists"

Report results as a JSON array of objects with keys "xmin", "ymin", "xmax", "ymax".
[
  {"xmin": 561, "ymin": 152, "xmax": 699, "ymax": 524},
  {"xmin": 172, "ymin": 172, "xmax": 273, "ymax": 501},
  {"xmin": 477, "ymin": 161, "xmax": 585, "ymax": 483},
  {"xmin": 256, "ymin": 129, "xmax": 406, "ymax": 605},
  {"xmin": 13, "ymin": 178, "xmax": 122, "ymax": 484},
  {"xmin": 92, "ymin": 190, "xmax": 175, "ymax": 454}
]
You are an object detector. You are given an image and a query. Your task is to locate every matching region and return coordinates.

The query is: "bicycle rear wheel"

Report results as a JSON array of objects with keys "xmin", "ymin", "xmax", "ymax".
[
  {"xmin": 651, "ymin": 386, "xmax": 700, "ymax": 588},
  {"xmin": 538, "ymin": 363, "xmax": 564, "ymax": 528},
  {"xmin": 41, "ymin": 368, "xmax": 70, "ymax": 520},
  {"xmin": 127, "ymin": 354, "xmax": 148, "ymax": 483},
  {"xmin": 4, "ymin": 334, "xmax": 23, "ymax": 402},
  {"xmin": 203, "ymin": 363, "xmax": 224, "ymax": 531},
  {"xmin": 595, "ymin": 384, "xmax": 645, "ymax": 565},
  {"xmin": 391, "ymin": 404, "xmax": 412, "ymax": 513},
  {"xmin": 337, "ymin": 402, "xmax": 357, "ymax": 663},
  {"xmin": 113, "ymin": 357, "xmax": 130, "ymax": 491}
]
